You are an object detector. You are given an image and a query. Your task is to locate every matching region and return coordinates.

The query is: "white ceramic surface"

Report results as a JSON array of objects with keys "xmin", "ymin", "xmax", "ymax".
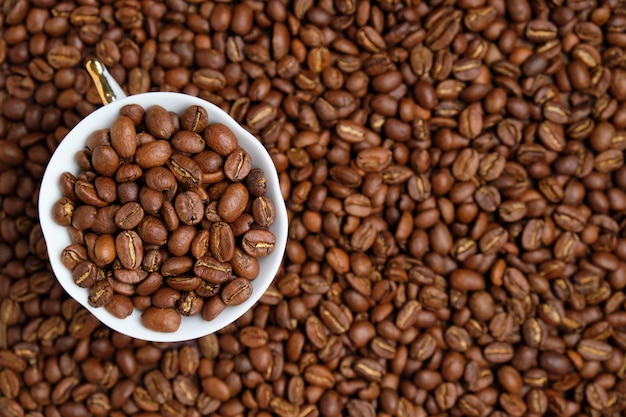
[{"xmin": 39, "ymin": 92, "xmax": 288, "ymax": 342}]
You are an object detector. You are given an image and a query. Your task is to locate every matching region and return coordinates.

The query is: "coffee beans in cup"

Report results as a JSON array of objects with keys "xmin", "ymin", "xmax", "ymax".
[{"xmin": 52, "ymin": 104, "xmax": 278, "ymax": 332}]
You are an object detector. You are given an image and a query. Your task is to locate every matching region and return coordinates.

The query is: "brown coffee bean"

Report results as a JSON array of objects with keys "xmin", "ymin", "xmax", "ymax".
[
  {"xmin": 134, "ymin": 140, "xmax": 172, "ymax": 169},
  {"xmin": 354, "ymin": 357, "xmax": 385, "ymax": 382},
  {"xmin": 174, "ymin": 190, "xmax": 204, "ymax": 225},
  {"xmin": 105, "ymin": 294, "xmax": 134, "ymax": 319},
  {"xmin": 114, "ymin": 230, "xmax": 143, "ymax": 270},
  {"xmin": 47, "ymin": 45, "xmax": 81, "ymax": 68},
  {"xmin": 223, "ymin": 147, "xmax": 252, "ymax": 182},
  {"xmin": 72, "ymin": 261, "xmax": 98, "ymax": 288},
  {"xmin": 201, "ymin": 296, "xmax": 226, "ymax": 321},
  {"xmin": 453, "ymin": 58, "xmax": 481, "ymax": 81},
  {"xmin": 115, "ymin": 165, "xmax": 143, "ymax": 185},
  {"xmin": 539, "ymin": 352, "xmax": 572, "ymax": 375},
  {"xmin": 203, "ymin": 123, "xmax": 238, "ymax": 156},
  {"xmin": 113, "ymin": 202, "xmax": 143, "ymax": 230},
  {"xmin": 71, "ymin": 205, "xmax": 97, "ymax": 231},
  {"xmin": 221, "ymin": 278, "xmax": 253, "ymax": 306},
  {"xmin": 167, "ymin": 154, "xmax": 202, "ymax": 189},
  {"xmin": 217, "ymin": 183, "xmax": 249, "ymax": 223},
  {"xmin": 450, "ymin": 269, "xmax": 485, "ymax": 291},
  {"xmin": 194, "ymin": 256, "xmax": 232, "ymax": 284},
  {"xmin": 245, "ymin": 168, "xmax": 268, "ymax": 197},
  {"xmin": 144, "ymin": 105, "xmax": 176, "ymax": 139},
  {"xmin": 209, "ymin": 222, "xmax": 235, "ymax": 263},
  {"xmin": 445, "ymin": 326, "xmax": 472, "ymax": 352},
  {"xmin": 91, "ymin": 145, "xmax": 121, "ymax": 177},
  {"xmin": 141, "ymin": 307, "xmax": 181, "ymax": 332},
  {"xmin": 171, "ymin": 130, "xmax": 205, "ymax": 154},
  {"xmin": 88, "ymin": 280, "xmax": 113, "ymax": 308},
  {"xmin": 137, "ymin": 215, "xmax": 168, "ymax": 246},
  {"xmin": 143, "ymin": 168, "xmax": 176, "ymax": 195},
  {"xmin": 110, "ymin": 116, "xmax": 137, "ymax": 159},
  {"xmin": 576, "ymin": 339, "xmax": 612, "ymax": 361},
  {"xmin": 585, "ymin": 382, "xmax": 608, "ymax": 411},
  {"xmin": 180, "ymin": 105, "xmax": 209, "ymax": 133},
  {"xmin": 499, "ymin": 393, "xmax": 527, "ymax": 417},
  {"xmin": 537, "ymin": 121, "xmax": 566, "ymax": 152},
  {"xmin": 93, "ymin": 234, "xmax": 116, "ymax": 266},
  {"xmin": 139, "ymin": 185, "xmax": 164, "ymax": 214},
  {"xmin": 252, "ymin": 196, "xmax": 276, "ymax": 227}
]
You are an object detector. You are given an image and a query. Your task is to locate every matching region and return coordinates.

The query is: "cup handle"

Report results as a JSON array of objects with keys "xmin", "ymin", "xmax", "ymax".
[{"xmin": 86, "ymin": 58, "xmax": 128, "ymax": 105}]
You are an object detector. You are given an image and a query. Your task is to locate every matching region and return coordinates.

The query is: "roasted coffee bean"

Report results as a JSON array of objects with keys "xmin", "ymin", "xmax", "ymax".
[
  {"xmin": 110, "ymin": 116, "xmax": 137, "ymax": 159},
  {"xmin": 181, "ymin": 105, "xmax": 209, "ymax": 133},
  {"xmin": 194, "ymin": 256, "xmax": 232, "ymax": 284},
  {"xmin": 221, "ymin": 278, "xmax": 253, "ymax": 306},
  {"xmin": 87, "ymin": 280, "xmax": 113, "ymax": 308},
  {"xmin": 105, "ymin": 294, "xmax": 134, "ymax": 319},
  {"xmin": 217, "ymin": 183, "xmax": 249, "ymax": 223},
  {"xmin": 135, "ymin": 141, "xmax": 172, "ymax": 169},
  {"xmin": 201, "ymin": 296, "xmax": 227, "ymax": 321},
  {"xmin": 203, "ymin": 123, "xmax": 238, "ymax": 156},
  {"xmin": 167, "ymin": 154, "xmax": 202, "ymax": 189},
  {"xmin": 174, "ymin": 190, "xmax": 204, "ymax": 225},
  {"xmin": 144, "ymin": 105, "xmax": 176, "ymax": 139},
  {"xmin": 115, "ymin": 230, "xmax": 143, "ymax": 270},
  {"xmin": 91, "ymin": 145, "xmax": 121, "ymax": 177},
  {"xmin": 209, "ymin": 222, "xmax": 235, "ymax": 263},
  {"xmin": 71, "ymin": 261, "xmax": 98, "ymax": 288},
  {"xmin": 576, "ymin": 339, "xmax": 612, "ymax": 361},
  {"xmin": 223, "ymin": 147, "xmax": 252, "ymax": 182},
  {"xmin": 252, "ymin": 196, "xmax": 276, "ymax": 227},
  {"xmin": 115, "ymin": 202, "xmax": 145, "ymax": 230},
  {"xmin": 141, "ymin": 307, "xmax": 181, "ymax": 332},
  {"xmin": 230, "ymin": 248, "xmax": 260, "ymax": 280},
  {"xmin": 245, "ymin": 168, "xmax": 268, "ymax": 197},
  {"xmin": 242, "ymin": 230, "xmax": 276, "ymax": 257},
  {"xmin": 171, "ymin": 130, "xmax": 205, "ymax": 154}
]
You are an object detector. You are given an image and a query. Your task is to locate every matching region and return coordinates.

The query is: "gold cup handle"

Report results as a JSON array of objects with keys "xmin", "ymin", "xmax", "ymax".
[{"xmin": 86, "ymin": 58, "xmax": 128, "ymax": 105}]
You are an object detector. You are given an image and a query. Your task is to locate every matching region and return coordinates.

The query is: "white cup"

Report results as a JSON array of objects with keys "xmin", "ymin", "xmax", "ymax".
[{"xmin": 38, "ymin": 59, "xmax": 288, "ymax": 342}]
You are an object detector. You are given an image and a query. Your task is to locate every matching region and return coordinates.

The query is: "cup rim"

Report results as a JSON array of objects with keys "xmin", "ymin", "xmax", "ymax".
[{"xmin": 38, "ymin": 91, "xmax": 288, "ymax": 342}]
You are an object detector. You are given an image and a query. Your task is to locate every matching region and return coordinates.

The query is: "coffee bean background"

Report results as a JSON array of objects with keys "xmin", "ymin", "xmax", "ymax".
[{"xmin": 2, "ymin": 0, "xmax": 626, "ymax": 416}]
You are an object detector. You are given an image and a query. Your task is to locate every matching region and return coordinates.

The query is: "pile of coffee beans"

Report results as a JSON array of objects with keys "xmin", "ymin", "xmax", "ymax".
[
  {"xmin": 52, "ymin": 103, "xmax": 277, "ymax": 332},
  {"xmin": 2, "ymin": 0, "xmax": 626, "ymax": 415}
]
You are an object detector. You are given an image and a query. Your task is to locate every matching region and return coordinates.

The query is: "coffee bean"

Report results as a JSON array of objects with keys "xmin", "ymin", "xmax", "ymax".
[
  {"xmin": 201, "ymin": 296, "xmax": 226, "ymax": 321},
  {"xmin": 450, "ymin": 269, "xmax": 485, "ymax": 291},
  {"xmin": 87, "ymin": 280, "xmax": 113, "ymax": 308},
  {"xmin": 141, "ymin": 307, "xmax": 181, "ymax": 332},
  {"xmin": 144, "ymin": 105, "xmax": 176, "ymax": 139},
  {"xmin": 221, "ymin": 278, "xmax": 253, "ymax": 306},
  {"xmin": 217, "ymin": 183, "xmax": 249, "ymax": 223},
  {"xmin": 209, "ymin": 222, "xmax": 235, "ymax": 263},
  {"xmin": 180, "ymin": 105, "xmax": 209, "ymax": 133},
  {"xmin": 110, "ymin": 116, "xmax": 137, "ymax": 159},
  {"xmin": 167, "ymin": 154, "xmax": 202, "ymax": 189},
  {"xmin": 223, "ymin": 147, "xmax": 252, "ymax": 182},
  {"xmin": 203, "ymin": 123, "xmax": 238, "ymax": 156},
  {"xmin": 576, "ymin": 339, "xmax": 612, "ymax": 361},
  {"xmin": 72, "ymin": 261, "xmax": 98, "ymax": 288},
  {"xmin": 169, "ymin": 130, "xmax": 204, "ymax": 155},
  {"xmin": 194, "ymin": 255, "xmax": 232, "ymax": 284},
  {"xmin": 134, "ymin": 140, "xmax": 172, "ymax": 169},
  {"xmin": 174, "ymin": 190, "xmax": 204, "ymax": 225},
  {"xmin": 91, "ymin": 145, "xmax": 121, "ymax": 177},
  {"xmin": 115, "ymin": 230, "xmax": 143, "ymax": 270},
  {"xmin": 105, "ymin": 294, "xmax": 134, "ymax": 319}
]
